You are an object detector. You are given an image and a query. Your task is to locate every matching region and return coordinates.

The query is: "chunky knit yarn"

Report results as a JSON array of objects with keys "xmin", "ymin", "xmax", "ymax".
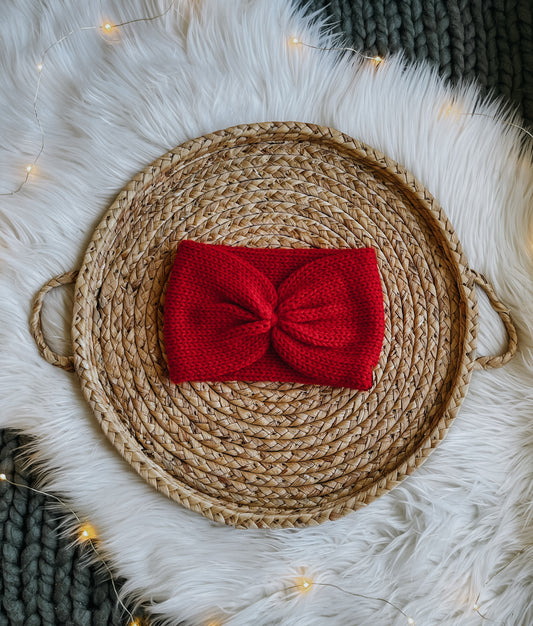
[
  {"xmin": 164, "ymin": 241, "xmax": 384, "ymax": 390},
  {"xmin": 301, "ymin": 0, "xmax": 533, "ymax": 125},
  {"xmin": 0, "ymin": 430, "xmax": 131, "ymax": 626}
]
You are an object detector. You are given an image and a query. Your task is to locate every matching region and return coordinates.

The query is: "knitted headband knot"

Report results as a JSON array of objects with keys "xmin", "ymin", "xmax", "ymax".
[{"xmin": 164, "ymin": 240, "xmax": 385, "ymax": 390}]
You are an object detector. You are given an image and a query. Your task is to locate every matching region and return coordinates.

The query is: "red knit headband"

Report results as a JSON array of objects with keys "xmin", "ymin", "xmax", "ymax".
[{"xmin": 164, "ymin": 240, "xmax": 384, "ymax": 390}]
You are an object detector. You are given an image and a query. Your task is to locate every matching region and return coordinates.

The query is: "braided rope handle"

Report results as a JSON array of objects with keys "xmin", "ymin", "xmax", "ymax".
[
  {"xmin": 29, "ymin": 268, "xmax": 517, "ymax": 375},
  {"xmin": 29, "ymin": 270, "xmax": 78, "ymax": 371},
  {"xmin": 469, "ymin": 269, "xmax": 518, "ymax": 370}
]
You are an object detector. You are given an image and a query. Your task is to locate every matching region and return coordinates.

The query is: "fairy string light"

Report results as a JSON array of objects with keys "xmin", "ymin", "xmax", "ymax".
[
  {"xmin": 5, "ymin": 452, "xmax": 523, "ymax": 626},
  {"xmin": 290, "ymin": 37, "xmax": 533, "ymax": 146},
  {"xmin": 0, "ymin": 472, "xmax": 142, "ymax": 626},
  {"xmin": 289, "ymin": 36, "xmax": 383, "ymax": 64},
  {"xmin": 472, "ymin": 113, "xmax": 533, "ymax": 141},
  {"xmin": 471, "ymin": 547, "xmax": 529, "ymax": 624},
  {"xmin": 0, "ymin": 466, "xmax": 416, "ymax": 626},
  {"xmin": 211, "ymin": 575, "xmax": 415, "ymax": 625},
  {"xmin": 286, "ymin": 579, "xmax": 416, "ymax": 624},
  {"xmin": 0, "ymin": 0, "xmax": 177, "ymax": 197},
  {"xmin": 438, "ymin": 98, "xmax": 533, "ymax": 143},
  {"xmin": 3, "ymin": 20, "xmax": 532, "ymax": 197}
]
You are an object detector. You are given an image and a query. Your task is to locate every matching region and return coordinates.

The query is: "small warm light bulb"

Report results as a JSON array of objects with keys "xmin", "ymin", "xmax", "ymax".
[
  {"xmin": 99, "ymin": 21, "xmax": 120, "ymax": 43},
  {"xmin": 0, "ymin": 473, "xmax": 6, "ymax": 481},
  {"xmin": 290, "ymin": 37, "xmax": 300, "ymax": 45},
  {"xmin": 296, "ymin": 577, "xmax": 313, "ymax": 593},
  {"xmin": 407, "ymin": 618, "xmax": 415, "ymax": 625},
  {"xmin": 373, "ymin": 55, "xmax": 383, "ymax": 64},
  {"xmin": 129, "ymin": 620, "xmax": 140, "ymax": 626},
  {"xmin": 78, "ymin": 523, "xmax": 97, "ymax": 542},
  {"xmin": 37, "ymin": 62, "xmax": 43, "ymax": 72},
  {"xmin": 439, "ymin": 100, "xmax": 462, "ymax": 119},
  {"xmin": 473, "ymin": 603, "xmax": 480, "ymax": 612},
  {"xmin": 26, "ymin": 165, "xmax": 33, "ymax": 173}
]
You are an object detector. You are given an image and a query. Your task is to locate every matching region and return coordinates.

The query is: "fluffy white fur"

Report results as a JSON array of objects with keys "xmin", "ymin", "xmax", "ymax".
[{"xmin": 1, "ymin": 1, "xmax": 533, "ymax": 624}]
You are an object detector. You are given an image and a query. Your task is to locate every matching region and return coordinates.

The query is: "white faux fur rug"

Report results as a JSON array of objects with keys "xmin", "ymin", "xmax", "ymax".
[{"xmin": 1, "ymin": 1, "xmax": 533, "ymax": 624}]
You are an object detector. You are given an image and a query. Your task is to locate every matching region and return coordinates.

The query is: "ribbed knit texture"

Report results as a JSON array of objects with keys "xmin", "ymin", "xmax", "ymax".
[
  {"xmin": 0, "ymin": 430, "xmax": 134, "ymax": 626},
  {"xmin": 301, "ymin": 0, "xmax": 533, "ymax": 124},
  {"xmin": 2, "ymin": 1, "xmax": 532, "ymax": 623},
  {"xmin": 164, "ymin": 241, "xmax": 384, "ymax": 390}
]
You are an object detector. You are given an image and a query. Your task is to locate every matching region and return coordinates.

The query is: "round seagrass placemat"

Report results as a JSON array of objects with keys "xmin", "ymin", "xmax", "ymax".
[{"xmin": 30, "ymin": 121, "xmax": 517, "ymax": 528}]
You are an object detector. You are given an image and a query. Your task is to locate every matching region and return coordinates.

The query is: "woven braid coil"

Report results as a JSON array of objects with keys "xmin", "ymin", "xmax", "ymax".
[{"xmin": 68, "ymin": 121, "xmax": 479, "ymax": 528}]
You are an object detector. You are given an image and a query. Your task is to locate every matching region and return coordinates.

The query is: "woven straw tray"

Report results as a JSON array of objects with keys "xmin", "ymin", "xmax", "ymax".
[{"xmin": 30, "ymin": 122, "xmax": 517, "ymax": 528}]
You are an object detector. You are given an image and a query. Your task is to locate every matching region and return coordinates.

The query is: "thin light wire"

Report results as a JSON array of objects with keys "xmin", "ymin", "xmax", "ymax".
[
  {"xmin": 474, "ymin": 605, "xmax": 498, "ymax": 622},
  {"xmin": 0, "ymin": 474, "xmax": 137, "ymax": 623},
  {"xmin": 0, "ymin": 0, "xmax": 177, "ymax": 197},
  {"xmin": 284, "ymin": 581, "xmax": 413, "ymax": 622},
  {"xmin": 471, "ymin": 112, "xmax": 533, "ymax": 141},
  {"xmin": 293, "ymin": 40, "xmax": 533, "ymax": 148},
  {"xmin": 472, "ymin": 547, "xmax": 529, "ymax": 623},
  {"xmin": 291, "ymin": 39, "xmax": 381, "ymax": 61}
]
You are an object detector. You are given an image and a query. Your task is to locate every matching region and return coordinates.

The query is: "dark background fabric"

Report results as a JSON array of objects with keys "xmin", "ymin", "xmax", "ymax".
[
  {"xmin": 303, "ymin": 0, "xmax": 533, "ymax": 124},
  {"xmin": 1, "ymin": 1, "xmax": 532, "ymax": 623},
  {"xmin": 0, "ymin": 430, "xmax": 127, "ymax": 626}
]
